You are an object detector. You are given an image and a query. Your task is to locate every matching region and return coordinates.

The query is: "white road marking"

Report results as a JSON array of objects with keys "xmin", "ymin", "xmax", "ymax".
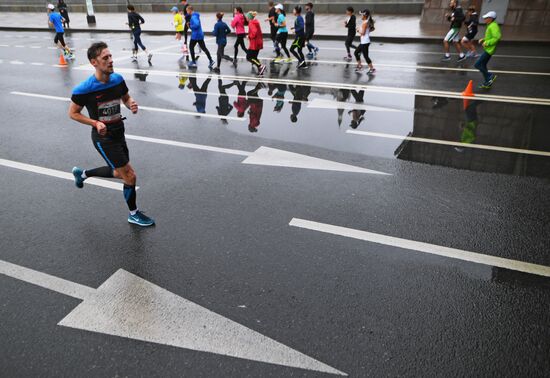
[
  {"xmin": 126, "ymin": 134, "xmax": 389, "ymax": 174},
  {"xmin": 0, "ymin": 44, "xmax": 9, "ymax": 47},
  {"xmin": 10, "ymin": 91, "xmax": 245, "ymax": 121},
  {"xmin": 0, "ymin": 259, "xmax": 95, "ymax": 300},
  {"xmin": 75, "ymin": 66, "xmax": 550, "ymax": 106},
  {"xmin": 126, "ymin": 134, "xmax": 251, "ymax": 156},
  {"xmin": 0, "ymin": 158, "xmax": 125, "ymax": 191},
  {"xmin": 0, "ymin": 258, "xmax": 346, "ymax": 375},
  {"xmin": 10, "ymin": 60, "xmax": 24, "ymax": 64},
  {"xmin": 47, "ymin": 46, "xmax": 57, "ymax": 49},
  {"xmin": 347, "ymin": 130, "xmax": 550, "ymax": 157},
  {"xmin": 289, "ymin": 218, "xmax": 550, "ymax": 278},
  {"xmin": 30, "ymin": 46, "xmax": 41, "ymax": 49},
  {"xmin": 308, "ymin": 98, "xmax": 406, "ymax": 112},
  {"xmin": 30, "ymin": 62, "xmax": 45, "ymax": 66},
  {"xmin": 14, "ymin": 45, "xmax": 25, "ymax": 48}
]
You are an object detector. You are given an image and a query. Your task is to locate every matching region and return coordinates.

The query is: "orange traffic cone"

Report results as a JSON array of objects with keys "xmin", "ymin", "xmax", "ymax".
[
  {"xmin": 58, "ymin": 52, "xmax": 67, "ymax": 66},
  {"xmin": 462, "ymin": 80, "xmax": 474, "ymax": 109}
]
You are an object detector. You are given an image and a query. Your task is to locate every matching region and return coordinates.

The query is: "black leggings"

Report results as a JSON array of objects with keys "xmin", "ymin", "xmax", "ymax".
[
  {"xmin": 234, "ymin": 34, "xmax": 248, "ymax": 60},
  {"xmin": 183, "ymin": 22, "xmax": 189, "ymax": 44},
  {"xmin": 189, "ymin": 39, "xmax": 213, "ymax": 62},
  {"xmin": 216, "ymin": 43, "xmax": 225, "ymax": 67},
  {"xmin": 290, "ymin": 37, "xmax": 305, "ymax": 62},
  {"xmin": 247, "ymin": 50, "xmax": 261, "ymax": 68},
  {"xmin": 354, "ymin": 43, "xmax": 372, "ymax": 64},
  {"xmin": 54, "ymin": 32, "xmax": 66, "ymax": 47},
  {"xmin": 276, "ymin": 32, "xmax": 290, "ymax": 58},
  {"xmin": 345, "ymin": 34, "xmax": 357, "ymax": 55},
  {"xmin": 132, "ymin": 29, "xmax": 146, "ymax": 51}
]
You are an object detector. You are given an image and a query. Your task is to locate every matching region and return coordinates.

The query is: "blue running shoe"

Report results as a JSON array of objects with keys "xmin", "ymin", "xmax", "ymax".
[
  {"xmin": 128, "ymin": 211, "xmax": 155, "ymax": 227},
  {"xmin": 208, "ymin": 59, "xmax": 215, "ymax": 69},
  {"xmin": 72, "ymin": 166, "xmax": 85, "ymax": 188},
  {"xmin": 187, "ymin": 61, "xmax": 197, "ymax": 69}
]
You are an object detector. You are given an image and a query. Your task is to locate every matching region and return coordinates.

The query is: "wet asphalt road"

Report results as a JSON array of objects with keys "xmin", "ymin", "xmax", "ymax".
[{"xmin": 0, "ymin": 31, "xmax": 549, "ymax": 377}]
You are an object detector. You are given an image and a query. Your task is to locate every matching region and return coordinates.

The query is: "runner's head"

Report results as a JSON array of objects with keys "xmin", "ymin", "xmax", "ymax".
[
  {"xmin": 235, "ymin": 6, "xmax": 244, "ymax": 14},
  {"xmin": 449, "ymin": 0, "xmax": 458, "ymax": 10},
  {"xmin": 293, "ymin": 6, "xmax": 301, "ymax": 15},
  {"xmin": 268, "ymin": 1, "xmax": 274, "ymax": 9},
  {"xmin": 186, "ymin": 5, "xmax": 194, "ymax": 15},
  {"xmin": 246, "ymin": 11, "xmax": 257, "ymax": 20},
  {"xmin": 359, "ymin": 9, "xmax": 371, "ymax": 20},
  {"xmin": 87, "ymin": 42, "xmax": 113, "ymax": 76},
  {"xmin": 467, "ymin": 5, "xmax": 475, "ymax": 14},
  {"xmin": 305, "ymin": 2, "xmax": 313, "ymax": 11},
  {"xmin": 275, "ymin": 3, "xmax": 283, "ymax": 14},
  {"xmin": 127, "ymin": 4, "xmax": 135, "ymax": 12},
  {"xmin": 216, "ymin": 12, "xmax": 224, "ymax": 20},
  {"xmin": 47, "ymin": 3, "xmax": 55, "ymax": 13},
  {"xmin": 482, "ymin": 11, "xmax": 496, "ymax": 23},
  {"xmin": 180, "ymin": 0, "xmax": 187, "ymax": 4},
  {"xmin": 346, "ymin": 6, "xmax": 354, "ymax": 16}
]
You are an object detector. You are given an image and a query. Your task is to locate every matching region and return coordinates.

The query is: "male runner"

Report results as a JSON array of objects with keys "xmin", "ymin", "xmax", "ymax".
[
  {"xmin": 442, "ymin": 0, "xmax": 466, "ymax": 62},
  {"xmin": 179, "ymin": 0, "xmax": 191, "ymax": 51},
  {"xmin": 461, "ymin": 5, "xmax": 479, "ymax": 58},
  {"xmin": 290, "ymin": 6, "xmax": 307, "ymax": 68},
  {"xmin": 475, "ymin": 11, "xmax": 501, "ymax": 89},
  {"xmin": 304, "ymin": 3, "xmax": 319, "ymax": 59},
  {"xmin": 69, "ymin": 42, "xmax": 155, "ymax": 227},
  {"xmin": 127, "ymin": 5, "xmax": 152, "ymax": 63},
  {"xmin": 187, "ymin": 6, "xmax": 215, "ymax": 69},
  {"xmin": 344, "ymin": 7, "xmax": 357, "ymax": 62},
  {"xmin": 47, "ymin": 3, "xmax": 73, "ymax": 59}
]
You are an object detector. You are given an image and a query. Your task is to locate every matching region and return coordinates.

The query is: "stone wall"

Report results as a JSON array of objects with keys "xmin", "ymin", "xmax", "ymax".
[
  {"xmin": 0, "ymin": 0, "xmax": 424, "ymax": 14},
  {"xmin": 421, "ymin": 0, "xmax": 550, "ymax": 25},
  {"xmin": 505, "ymin": 0, "xmax": 550, "ymax": 26}
]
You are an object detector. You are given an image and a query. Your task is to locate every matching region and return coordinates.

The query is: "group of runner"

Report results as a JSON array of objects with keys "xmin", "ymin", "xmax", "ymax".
[{"xmin": 63, "ymin": 1, "xmax": 501, "ymax": 227}]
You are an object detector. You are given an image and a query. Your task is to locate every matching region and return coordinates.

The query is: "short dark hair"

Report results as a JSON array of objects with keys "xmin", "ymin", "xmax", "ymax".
[
  {"xmin": 87, "ymin": 41, "xmax": 108, "ymax": 61},
  {"xmin": 127, "ymin": 4, "xmax": 135, "ymax": 11},
  {"xmin": 216, "ymin": 12, "xmax": 224, "ymax": 19},
  {"xmin": 268, "ymin": 1, "xmax": 274, "ymax": 6},
  {"xmin": 294, "ymin": 6, "xmax": 301, "ymax": 13},
  {"xmin": 347, "ymin": 6, "xmax": 354, "ymax": 13},
  {"xmin": 306, "ymin": 2, "xmax": 313, "ymax": 8}
]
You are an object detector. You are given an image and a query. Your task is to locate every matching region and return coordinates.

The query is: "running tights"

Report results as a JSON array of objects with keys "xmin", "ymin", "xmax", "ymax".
[
  {"xmin": 247, "ymin": 50, "xmax": 262, "ymax": 68},
  {"xmin": 276, "ymin": 32, "xmax": 290, "ymax": 58},
  {"xmin": 354, "ymin": 43, "xmax": 371, "ymax": 64},
  {"xmin": 345, "ymin": 35, "xmax": 357, "ymax": 56},
  {"xmin": 290, "ymin": 37, "xmax": 304, "ymax": 62},
  {"xmin": 189, "ymin": 39, "xmax": 212, "ymax": 62},
  {"xmin": 234, "ymin": 34, "xmax": 248, "ymax": 60},
  {"xmin": 133, "ymin": 29, "xmax": 146, "ymax": 51}
]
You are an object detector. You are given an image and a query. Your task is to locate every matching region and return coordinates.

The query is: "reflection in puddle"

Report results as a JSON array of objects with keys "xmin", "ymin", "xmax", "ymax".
[{"xmin": 158, "ymin": 77, "xmax": 550, "ymax": 178}]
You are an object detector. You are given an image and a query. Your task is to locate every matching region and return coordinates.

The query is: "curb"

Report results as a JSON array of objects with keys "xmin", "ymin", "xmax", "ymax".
[{"xmin": 1, "ymin": 26, "xmax": 549, "ymax": 46}]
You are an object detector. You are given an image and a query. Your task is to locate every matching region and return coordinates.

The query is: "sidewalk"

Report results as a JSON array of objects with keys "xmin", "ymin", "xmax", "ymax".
[{"xmin": 1, "ymin": 12, "xmax": 550, "ymax": 44}]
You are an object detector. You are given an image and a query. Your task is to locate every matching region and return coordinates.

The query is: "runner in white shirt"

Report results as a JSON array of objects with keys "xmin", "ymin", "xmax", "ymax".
[{"xmin": 354, "ymin": 9, "xmax": 375, "ymax": 74}]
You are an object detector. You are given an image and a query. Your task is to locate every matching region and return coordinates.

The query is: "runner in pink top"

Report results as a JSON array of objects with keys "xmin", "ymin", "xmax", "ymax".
[{"xmin": 231, "ymin": 7, "xmax": 248, "ymax": 64}]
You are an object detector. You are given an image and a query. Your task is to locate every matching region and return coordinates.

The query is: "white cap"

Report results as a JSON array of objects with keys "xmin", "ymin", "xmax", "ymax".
[
  {"xmin": 482, "ymin": 11, "xmax": 497, "ymax": 19},
  {"xmin": 274, "ymin": 3, "xmax": 283, "ymax": 10},
  {"xmin": 47, "ymin": 3, "xmax": 55, "ymax": 9}
]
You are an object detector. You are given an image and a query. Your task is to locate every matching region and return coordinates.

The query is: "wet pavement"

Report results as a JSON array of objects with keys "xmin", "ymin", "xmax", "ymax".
[{"xmin": 1, "ymin": 31, "xmax": 549, "ymax": 377}]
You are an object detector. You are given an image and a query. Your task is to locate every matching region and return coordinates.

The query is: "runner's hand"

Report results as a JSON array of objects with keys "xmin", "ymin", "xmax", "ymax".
[
  {"xmin": 128, "ymin": 99, "xmax": 138, "ymax": 114},
  {"xmin": 95, "ymin": 121, "xmax": 107, "ymax": 136}
]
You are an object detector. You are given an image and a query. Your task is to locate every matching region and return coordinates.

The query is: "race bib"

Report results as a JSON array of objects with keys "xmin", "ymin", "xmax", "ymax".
[{"xmin": 97, "ymin": 99, "xmax": 121, "ymax": 124}]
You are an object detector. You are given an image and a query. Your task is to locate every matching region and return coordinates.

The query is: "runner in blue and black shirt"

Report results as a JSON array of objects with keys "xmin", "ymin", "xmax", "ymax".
[{"xmin": 68, "ymin": 42, "xmax": 155, "ymax": 227}]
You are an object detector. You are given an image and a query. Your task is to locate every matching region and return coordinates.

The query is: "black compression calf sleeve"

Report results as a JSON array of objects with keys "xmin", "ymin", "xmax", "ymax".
[
  {"xmin": 86, "ymin": 166, "xmax": 113, "ymax": 178},
  {"xmin": 123, "ymin": 184, "xmax": 137, "ymax": 212}
]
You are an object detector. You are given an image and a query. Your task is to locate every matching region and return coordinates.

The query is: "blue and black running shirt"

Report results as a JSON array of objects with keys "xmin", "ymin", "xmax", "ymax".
[{"xmin": 71, "ymin": 73, "xmax": 129, "ymax": 134}]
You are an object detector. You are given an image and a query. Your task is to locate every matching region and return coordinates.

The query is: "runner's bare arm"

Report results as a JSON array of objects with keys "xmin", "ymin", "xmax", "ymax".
[
  {"xmin": 68, "ymin": 101, "xmax": 107, "ymax": 136},
  {"xmin": 122, "ymin": 94, "xmax": 138, "ymax": 114}
]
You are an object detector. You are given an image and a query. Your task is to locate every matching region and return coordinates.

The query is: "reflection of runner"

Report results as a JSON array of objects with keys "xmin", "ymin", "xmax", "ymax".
[
  {"xmin": 189, "ymin": 76, "xmax": 211, "ymax": 113},
  {"xmin": 272, "ymin": 83, "xmax": 287, "ymax": 112},
  {"xmin": 233, "ymin": 81, "xmax": 248, "ymax": 117},
  {"xmin": 246, "ymin": 83, "xmax": 264, "ymax": 133},
  {"xmin": 69, "ymin": 42, "xmax": 154, "ymax": 227},
  {"xmin": 216, "ymin": 79, "xmax": 234, "ymax": 123},
  {"xmin": 47, "ymin": 4, "xmax": 74, "ymax": 59},
  {"xmin": 289, "ymin": 85, "xmax": 311, "ymax": 123},
  {"xmin": 127, "ymin": 5, "xmax": 152, "ymax": 63}
]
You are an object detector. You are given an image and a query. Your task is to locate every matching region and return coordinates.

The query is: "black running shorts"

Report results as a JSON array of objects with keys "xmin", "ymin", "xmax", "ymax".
[
  {"xmin": 93, "ymin": 135, "xmax": 129, "ymax": 169},
  {"xmin": 54, "ymin": 32, "xmax": 65, "ymax": 46}
]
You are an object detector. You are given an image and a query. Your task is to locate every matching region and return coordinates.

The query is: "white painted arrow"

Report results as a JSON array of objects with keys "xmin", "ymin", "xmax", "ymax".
[
  {"xmin": 0, "ymin": 259, "xmax": 346, "ymax": 375},
  {"xmin": 126, "ymin": 134, "xmax": 390, "ymax": 175}
]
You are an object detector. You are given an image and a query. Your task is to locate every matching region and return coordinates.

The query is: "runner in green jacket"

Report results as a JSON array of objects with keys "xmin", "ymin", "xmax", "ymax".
[{"xmin": 474, "ymin": 11, "xmax": 501, "ymax": 89}]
